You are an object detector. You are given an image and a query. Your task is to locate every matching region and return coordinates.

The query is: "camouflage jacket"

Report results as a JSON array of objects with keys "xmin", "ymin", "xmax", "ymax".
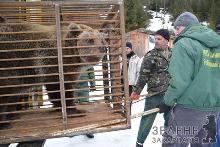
[{"xmin": 133, "ymin": 48, "xmax": 172, "ymax": 94}]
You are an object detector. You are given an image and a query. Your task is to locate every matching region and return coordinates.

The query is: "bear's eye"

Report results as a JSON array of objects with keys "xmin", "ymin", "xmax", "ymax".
[{"xmin": 87, "ymin": 39, "xmax": 94, "ymax": 45}]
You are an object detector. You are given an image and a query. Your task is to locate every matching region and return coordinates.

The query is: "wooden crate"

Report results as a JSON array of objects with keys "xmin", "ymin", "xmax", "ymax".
[{"xmin": 0, "ymin": 0, "xmax": 129, "ymax": 144}]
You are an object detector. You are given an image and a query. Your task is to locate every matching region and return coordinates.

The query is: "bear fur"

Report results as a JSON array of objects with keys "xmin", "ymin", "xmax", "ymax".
[{"xmin": 0, "ymin": 17, "xmax": 107, "ymax": 128}]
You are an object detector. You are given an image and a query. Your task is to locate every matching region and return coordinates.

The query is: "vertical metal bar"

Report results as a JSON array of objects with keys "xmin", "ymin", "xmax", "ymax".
[
  {"xmin": 55, "ymin": 4, "xmax": 68, "ymax": 129},
  {"xmin": 102, "ymin": 53, "xmax": 110, "ymax": 101},
  {"xmin": 119, "ymin": 2, "xmax": 131, "ymax": 128}
]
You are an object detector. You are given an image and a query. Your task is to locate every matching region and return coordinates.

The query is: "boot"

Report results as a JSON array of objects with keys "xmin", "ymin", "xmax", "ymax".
[
  {"xmin": 136, "ymin": 142, "xmax": 143, "ymax": 147},
  {"xmin": 86, "ymin": 134, "xmax": 94, "ymax": 138},
  {"xmin": 17, "ymin": 140, "xmax": 46, "ymax": 147}
]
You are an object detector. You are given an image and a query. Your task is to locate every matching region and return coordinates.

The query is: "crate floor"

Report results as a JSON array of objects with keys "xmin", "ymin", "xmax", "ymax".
[{"xmin": 0, "ymin": 102, "xmax": 127, "ymax": 144}]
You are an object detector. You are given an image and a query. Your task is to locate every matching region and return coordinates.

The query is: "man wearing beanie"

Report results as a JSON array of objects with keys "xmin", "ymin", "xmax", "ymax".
[
  {"xmin": 216, "ymin": 23, "xmax": 220, "ymax": 36},
  {"xmin": 212, "ymin": 23, "xmax": 220, "ymax": 147},
  {"xmin": 131, "ymin": 29, "xmax": 172, "ymax": 147},
  {"xmin": 126, "ymin": 42, "xmax": 141, "ymax": 96},
  {"xmin": 157, "ymin": 11, "xmax": 220, "ymax": 147}
]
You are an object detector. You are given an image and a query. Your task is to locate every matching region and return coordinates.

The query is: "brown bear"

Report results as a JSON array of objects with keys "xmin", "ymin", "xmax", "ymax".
[{"xmin": 0, "ymin": 16, "xmax": 107, "ymax": 129}]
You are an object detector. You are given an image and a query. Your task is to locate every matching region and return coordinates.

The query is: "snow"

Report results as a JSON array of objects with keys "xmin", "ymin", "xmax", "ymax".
[
  {"xmin": 9, "ymin": 10, "xmax": 172, "ymax": 147},
  {"xmin": 42, "ymin": 102, "xmax": 164, "ymax": 147},
  {"xmin": 146, "ymin": 10, "xmax": 174, "ymax": 32},
  {"xmin": 35, "ymin": 82, "xmax": 163, "ymax": 147},
  {"xmin": 36, "ymin": 83, "xmax": 164, "ymax": 147}
]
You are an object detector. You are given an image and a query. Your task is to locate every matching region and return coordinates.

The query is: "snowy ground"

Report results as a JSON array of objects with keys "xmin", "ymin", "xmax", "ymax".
[
  {"xmin": 43, "ymin": 99, "xmax": 164, "ymax": 147},
  {"xmin": 42, "ymin": 83, "xmax": 164, "ymax": 147}
]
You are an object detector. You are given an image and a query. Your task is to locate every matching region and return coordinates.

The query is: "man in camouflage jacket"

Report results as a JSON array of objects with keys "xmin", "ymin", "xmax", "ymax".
[{"xmin": 130, "ymin": 29, "xmax": 171, "ymax": 147}]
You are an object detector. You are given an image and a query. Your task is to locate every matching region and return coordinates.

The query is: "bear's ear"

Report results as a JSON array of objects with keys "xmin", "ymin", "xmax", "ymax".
[
  {"xmin": 67, "ymin": 23, "xmax": 82, "ymax": 38},
  {"xmin": 101, "ymin": 23, "xmax": 114, "ymax": 35},
  {"xmin": 0, "ymin": 16, "xmax": 6, "ymax": 23},
  {"xmin": 67, "ymin": 23, "xmax": 92, "ymax": 38}
]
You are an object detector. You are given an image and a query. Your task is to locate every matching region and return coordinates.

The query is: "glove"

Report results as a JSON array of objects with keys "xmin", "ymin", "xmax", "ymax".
[
  {"xmin": 156, "ymin": 102, "xmax": 171, "ymax": 113},
  {"xmin": 130, "ymin": 91, "xmax": 140, "ymax": 101}
]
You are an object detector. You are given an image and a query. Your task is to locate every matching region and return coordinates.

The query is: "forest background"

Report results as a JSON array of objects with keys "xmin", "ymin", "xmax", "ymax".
[{"xmin": 124, "ymin": 0, "xmax": 220, "ymax": 32}]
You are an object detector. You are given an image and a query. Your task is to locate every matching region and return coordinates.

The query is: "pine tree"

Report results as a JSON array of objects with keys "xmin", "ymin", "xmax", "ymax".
[
  {"xmin": 208, "ymin": 0, "xmax": 220, "ymax": 28},
  {"xmin": 167, "ymin": 0, "xmax": 219, "ymax": 28},
  {"xmin": 125, "ymin": 0, "xmax": 220, "ymax": 30},
  {"xmin": 124, "ymin": 0, "xmax": 149, "ymax": 32}
]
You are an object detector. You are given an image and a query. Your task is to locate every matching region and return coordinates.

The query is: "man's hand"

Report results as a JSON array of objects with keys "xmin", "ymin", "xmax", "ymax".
[
  {"xmin": 156, "ymin": 102, "xmax": 171, "ymax": 113},
  {"xmin": 130, "ymin": 92, "xmax": 140, "ymax": 101}
]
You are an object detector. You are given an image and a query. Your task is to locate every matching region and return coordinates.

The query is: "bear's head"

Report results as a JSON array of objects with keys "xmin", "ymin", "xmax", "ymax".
[{"xmin": 65, "ymin": 23, "xmax": 107, "ymax": 64}]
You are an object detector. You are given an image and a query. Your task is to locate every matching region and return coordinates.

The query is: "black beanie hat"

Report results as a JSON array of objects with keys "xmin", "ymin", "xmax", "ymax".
[
  {"xmin": 126, "ymin": 42, "xmax": 132, "ymax": 49},
  {"xmin": 155, "ymin": 29, "xmax": 170, "ymax": 41}
]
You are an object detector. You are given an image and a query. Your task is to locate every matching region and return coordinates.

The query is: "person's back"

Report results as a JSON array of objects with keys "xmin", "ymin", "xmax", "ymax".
[
  {"xmin": 212, "ymin": 23, "xmax": 220, "ymax": 147},
  {"xmin": 157, "ymin": 11, "xmax": 220, "ymax": 147},
  {"xmin": 74, "ymin": 67, "xmax": 95, "ymax": 138},
  {"xmin": 74, "ymin": 67, "xmax": 95, "ymax": 103},
  {"xmin": 165, "ymin": 24, "xmax": 220, "ymax": 110}
]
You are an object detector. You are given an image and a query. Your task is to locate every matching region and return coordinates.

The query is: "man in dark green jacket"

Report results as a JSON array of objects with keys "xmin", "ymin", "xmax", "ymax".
[
  {"xmin": 157, "ymin": 12, "xmax": 220, "ymax": 147},
  {"xmin": 131, "ymin": 29, "xmax": 171, "ymax": 147},
  {"xmin": 212, "ymin": 23, "xmax": 220, "ymax": 147},
  {"xmin": 74, "ymin": 67, "xmax": 96, "ymax": 103},
  {"xmin": 74, "ymin": 67, "xmax": 96, "ymax": 138}
]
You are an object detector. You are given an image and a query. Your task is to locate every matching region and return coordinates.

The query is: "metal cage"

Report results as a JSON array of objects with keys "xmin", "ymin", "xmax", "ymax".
[{"xmin": 0, "ymin": 0, "xmax": 129, "ymax": 144}]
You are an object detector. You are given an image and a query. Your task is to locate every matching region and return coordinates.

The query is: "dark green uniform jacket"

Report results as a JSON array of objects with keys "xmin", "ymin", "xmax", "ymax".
[
  {"xmin": 164, "ymin": 24, "xmax": 220, "ymax": 111},
  {"xmin": 74, "ymin": 67, "xmax": 95, "ymax": 102},
  {"xmin": 134, "ymin": 47, "xmax": 172, "ymax": 94},
  {"xmin": 75, "ymin": 67, "xmax": 95, "ymax": 90}
]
